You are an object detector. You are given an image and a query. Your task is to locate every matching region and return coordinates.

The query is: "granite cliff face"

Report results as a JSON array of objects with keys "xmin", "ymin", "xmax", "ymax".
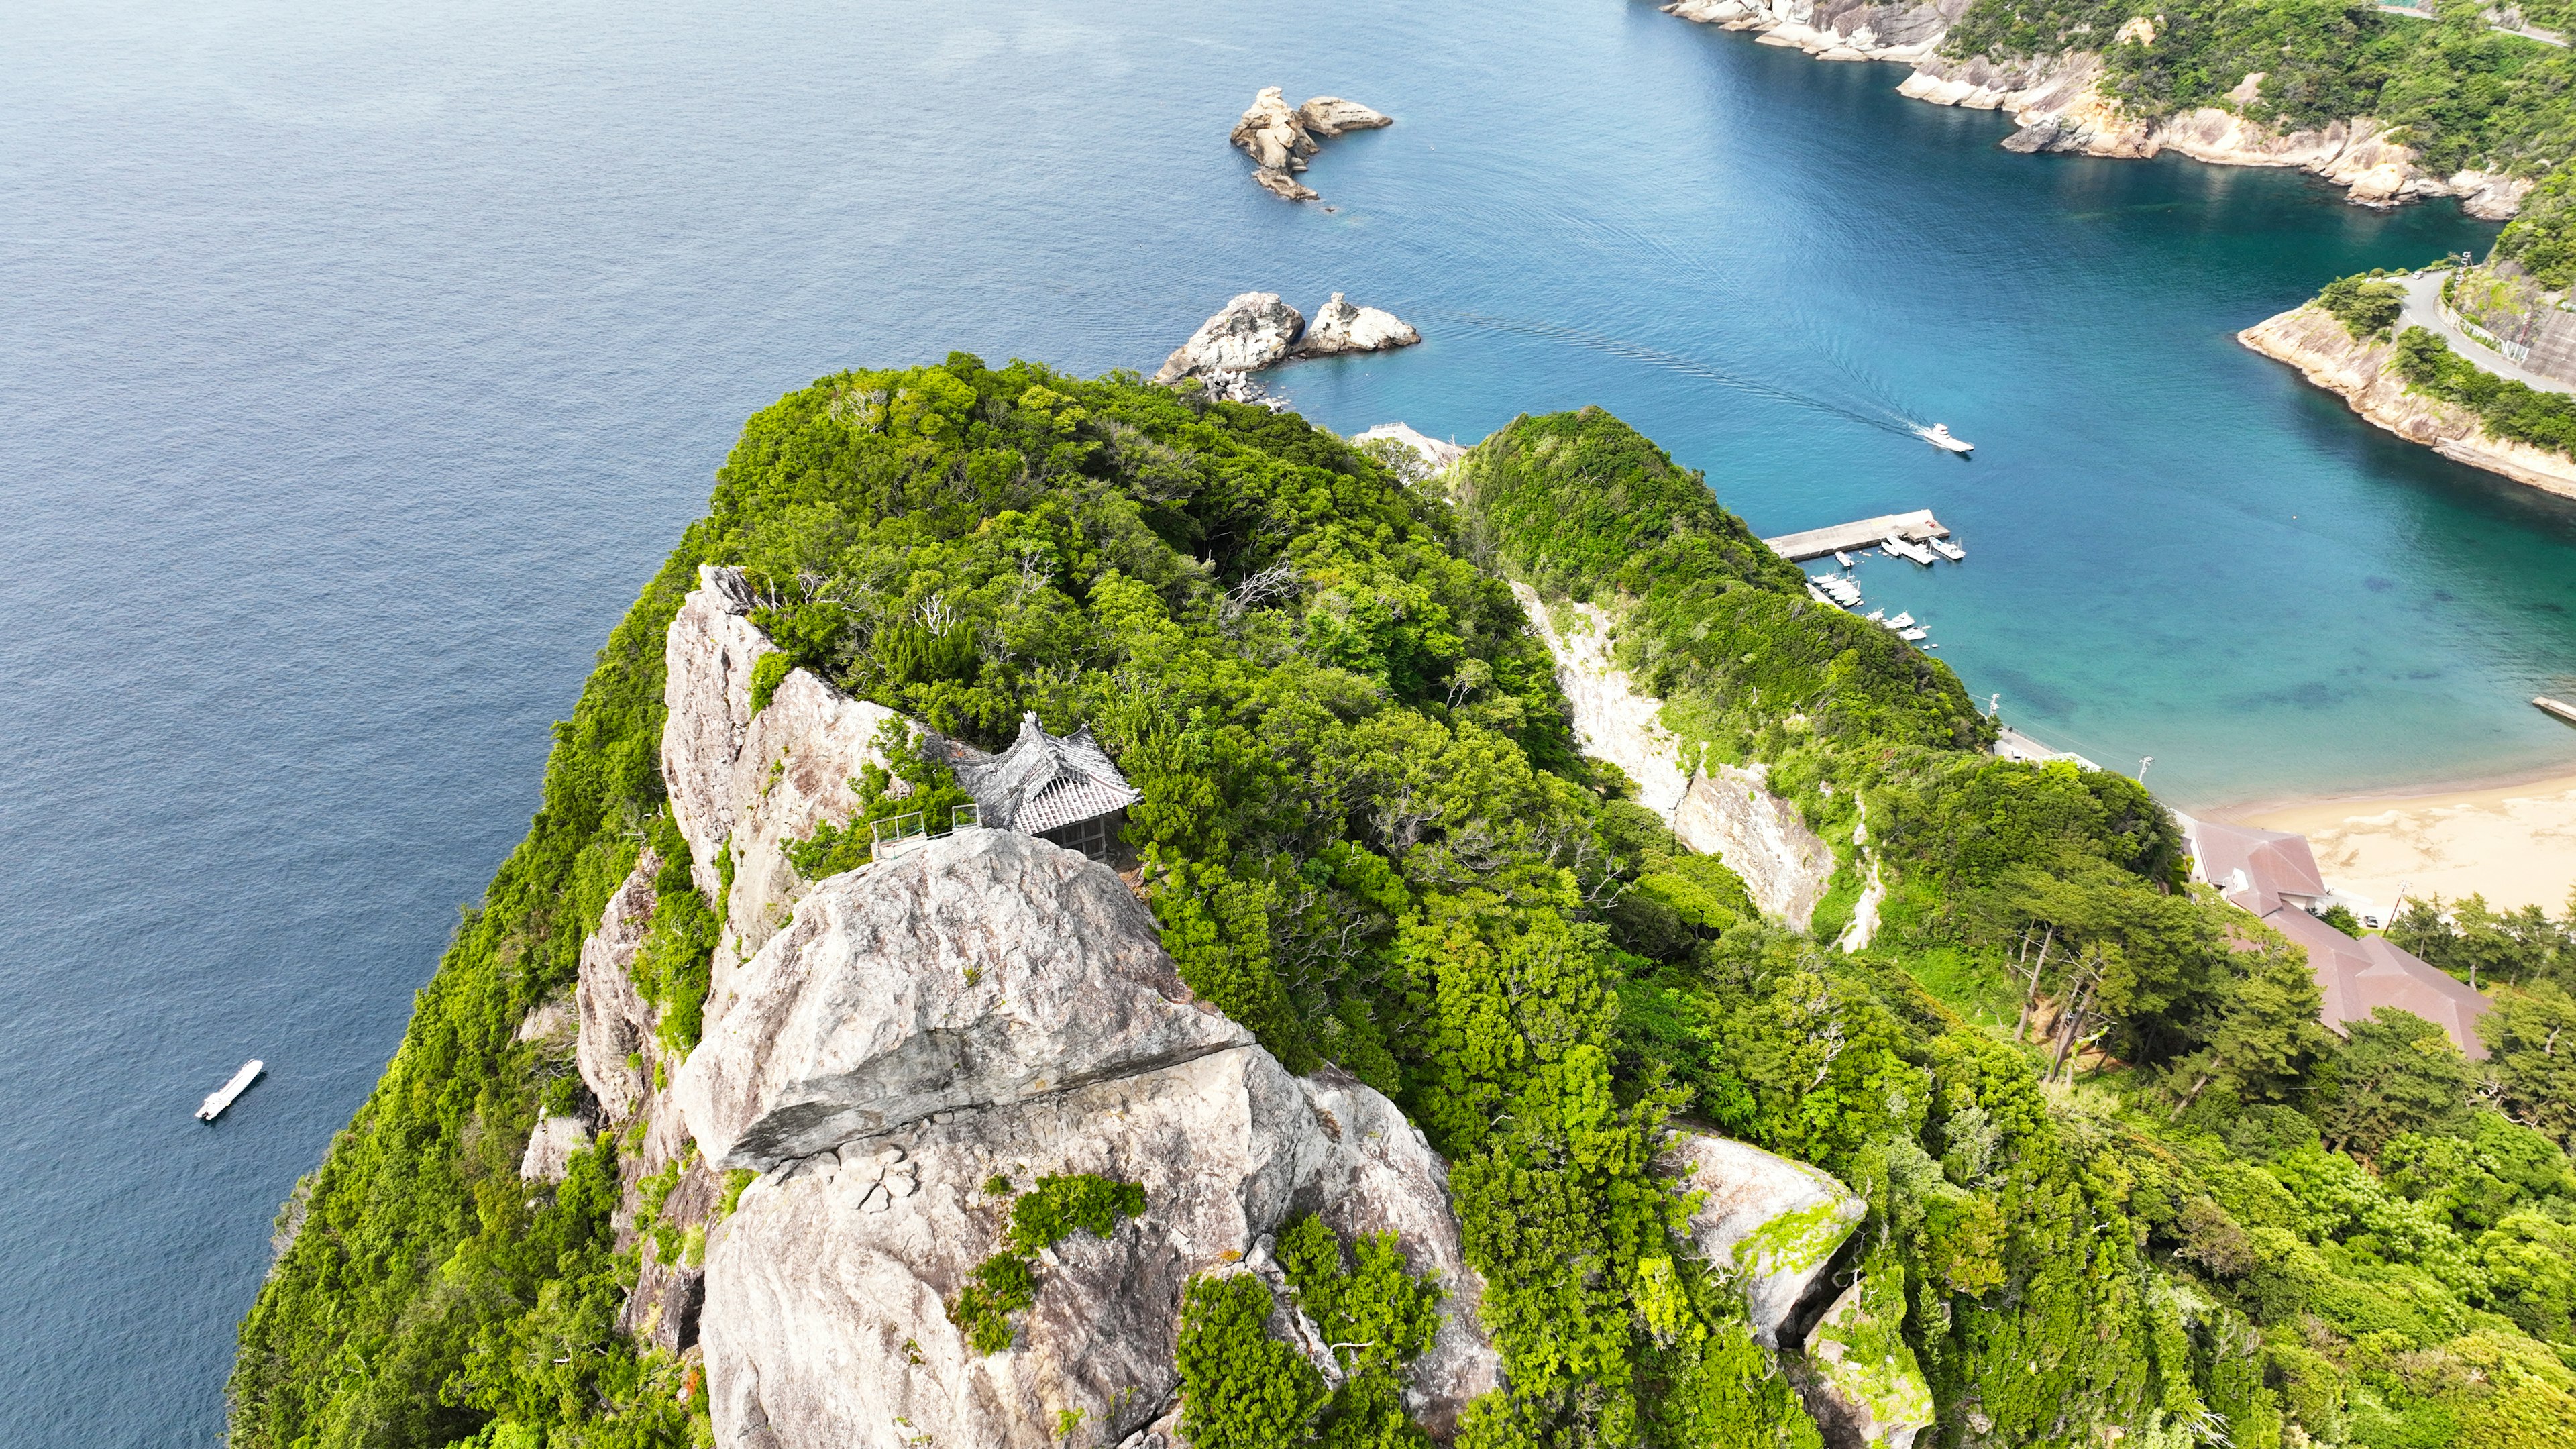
[
  {"xmin": 540, "ymin": 572, "xmax": 1915, "ymax": 1447},
  {"xmin": 2238, "ymin": 304, "xmax": 2576, "ymax": 500},
  {"xmin": 1510, "ymin": 583, "xmax": 1842, "ymax": 933},
  {"xmin": 1662, "ymin": 1, "xmax": 2530, "ymax": 218}
]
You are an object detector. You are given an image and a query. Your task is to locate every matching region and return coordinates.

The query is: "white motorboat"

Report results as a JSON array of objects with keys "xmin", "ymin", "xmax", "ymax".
[
  {"xmin": 1914, "ymin": 423, "xmax": 1973, "ymax": 453},
  {"xmin": 1900, "ymin": 627, "xmax": 1929, "ymax": 641},
  {"xmin": 1882, "ymin": 534, "xmax": 1936, "ymax": 565},
  {"xmin": 1928, "ymin": 537, "xmax": 1965, "ymax": 561},
  {"xmin": 1883, "ymin": 612, "xmax": 1914, "ymax": 630},
  {"xmin": 1865, "ymin": 608, "xmax": 1885, "ymax": 623},
  {"xmin": 199, "ymin": 1059, "xmax": 264, "ymax": 1122},
  {"xmin": 1833, "ymin": 550, "xmax": 1856, "ymax": 568}
]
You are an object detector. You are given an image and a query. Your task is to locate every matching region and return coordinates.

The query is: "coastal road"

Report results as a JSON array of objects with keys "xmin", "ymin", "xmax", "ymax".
[{"xmin": 2400, "ymin": 272, "xmax": 2576, "ymax": 395}]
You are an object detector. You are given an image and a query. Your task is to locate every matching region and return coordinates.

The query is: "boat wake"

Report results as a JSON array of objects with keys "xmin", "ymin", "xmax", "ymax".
[{"xmin": 1434, "ymin": 309, "xmax": 1915, "ymax": 437}]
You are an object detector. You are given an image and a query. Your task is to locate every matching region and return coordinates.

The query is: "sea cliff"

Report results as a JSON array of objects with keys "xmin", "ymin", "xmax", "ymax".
[
  {"xmin": 1662, "ymin": 1, "xmax": 2532, "ymax": 217},
  {"xmin": 2238, "ymin": 303, "xmax": 2576, "ymax": 501}
]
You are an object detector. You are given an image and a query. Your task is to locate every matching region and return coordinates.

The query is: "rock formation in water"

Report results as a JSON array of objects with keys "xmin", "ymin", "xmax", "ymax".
[
  {"xmin": 1510, "ymin": 582, "xmax": 1844, "ymax": 933},
  {"xmin": 1156, "ymin": 292, "xmax": 1419, "ymax": 384},
  {"xmin": 535, "ymin": 568, "xmax": 1919, "ymax": 1447},
  {"xmin": 1295, "ymin": 292, "xmax": 1421, "ymax": 356},
  {"xmin": 1230, "ymin": 86, "xmax": 1391, "ymax": 201},
  {"xmin": 2239, "ymin": 303, "xmax": 2576, "ymax": 500},
  {"xmin": 1660, "ymin": 0, "xmax": 2531, "ymax": 218},
  {"xmin": 1153, "ymin": 292, "xmax": 1307, "ymax": 383}
]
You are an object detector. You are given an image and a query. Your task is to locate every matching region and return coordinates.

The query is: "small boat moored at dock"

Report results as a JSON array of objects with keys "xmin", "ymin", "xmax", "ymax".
[
  {"xmin": 1928, "ymin": 537, "xmax": 1965, "ymax": 561},
  {"xmin": 1833, "ymin": 550, "xmax": 1855, "ymax": 568},
  {"xmin": 198, "ymin": 1059, "xmax": 264, "ymax": 1122},
  {"xmin": 1913, "ymin": 423, "xmax": 1973, "ymax": 453},
  {"xmin": 2538, "ymin": 695, "xmax": 2576, "ymax": 727},
  {"xmin": 1882, "ymin": 534, "xmax": 1937, "ymax": 566}
]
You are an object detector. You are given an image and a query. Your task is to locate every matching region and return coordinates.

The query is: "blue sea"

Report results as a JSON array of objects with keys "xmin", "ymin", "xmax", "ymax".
[{"xmin": 5, "ymin": 1, "xmax": 2573, "ymax": 1442}]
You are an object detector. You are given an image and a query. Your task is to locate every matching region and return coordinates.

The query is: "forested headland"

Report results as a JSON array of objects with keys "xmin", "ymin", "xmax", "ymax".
[{"xmin": 230, "ymin": 362, "xmax": 2576, "ymax": 1449}]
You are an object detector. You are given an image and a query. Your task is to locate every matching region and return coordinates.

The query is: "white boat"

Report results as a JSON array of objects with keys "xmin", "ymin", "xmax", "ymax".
[
  {"xmin": 1882, "ymin": 534, "xmax": 1936, "ymax": 565},
  {"xmin": 1833, "ymin": 550, "xmax": 1856, "ymax": 568},
  {"xmin": 1864, "ymin": 608, "xmax": 1885, "ymax": 623},
  {"xmin": 1928, "ymin": 537, "xmax": 1966, "ymax": 562},
  {"xmin": 1805, "ymin": 581, "xmax": 1843, "ymax": 609},
  {"xmin": 1900, "ymin": 627, "xmax": 1929, "ymax": 641},
  {"xmin": 1914, "ymin": 423, "xmax": 1974, "ymax": 453},
  {"xmin": 1883, "ymin": 612, "xmax": 1914, "ymax": 630},
  {"xmin": 198, "ymin": 1059, "xmax": 264, "ymax": 1122}
]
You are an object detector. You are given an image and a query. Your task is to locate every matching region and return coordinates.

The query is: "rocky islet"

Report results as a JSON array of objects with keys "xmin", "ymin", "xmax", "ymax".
[{"xmin": 1228, "ymin": 86, "xmax": 1391, "ymax": 201}]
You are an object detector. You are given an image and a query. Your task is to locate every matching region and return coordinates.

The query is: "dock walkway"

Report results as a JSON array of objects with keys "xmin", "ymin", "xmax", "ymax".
[{"xmin": 1763, "ymin": 509, "xmax": 1949, "ymax": 563}]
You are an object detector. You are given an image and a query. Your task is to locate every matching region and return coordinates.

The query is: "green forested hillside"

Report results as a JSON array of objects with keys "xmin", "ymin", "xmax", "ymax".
[
  {"xmin": 232, "ymin": 371, "xmax": 2576, "ymax": 1449},
  {"xmin": 1948, "ymin": 0, "xmax": 2576, "ymax": 177},
  {"xmin": 1458, "ymin": 407, "xmax": 2576, "ymax": 1448}
]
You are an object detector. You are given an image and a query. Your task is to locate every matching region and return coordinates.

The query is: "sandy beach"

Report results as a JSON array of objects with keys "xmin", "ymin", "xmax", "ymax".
[{"xmin": 2217, "ymin": 769, "xmax": 2576, "ymax": 915}]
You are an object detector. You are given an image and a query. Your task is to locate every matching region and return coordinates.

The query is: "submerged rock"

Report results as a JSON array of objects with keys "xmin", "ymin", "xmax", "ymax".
[
  {"xmin": 1295, "ymin": 293, "xmax": 1420, "ymax": 356},
  {"xmin": 672, "ymin": 828, "xmax": 1252, "ymax": 1171},
  {"xmin": 1671, "ymin": 1133, "xmax": 1864, "ymax": 1348},
  {"xmin": 1153, "ymin": 292, "xmax": 1306, "ymax": 383}
]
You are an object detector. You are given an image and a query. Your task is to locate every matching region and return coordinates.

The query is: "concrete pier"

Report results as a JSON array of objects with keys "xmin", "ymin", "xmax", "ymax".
[{"xmin": 1762, "ymin": 509, "xmax": 1949, "ymax": 562}]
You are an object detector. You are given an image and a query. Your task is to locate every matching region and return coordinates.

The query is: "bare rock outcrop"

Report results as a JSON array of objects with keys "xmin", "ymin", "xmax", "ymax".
[
  {"xmin": 519, "ymin": 1116, "xmax": 590, "ymax": 1183},
  {"xmin": 1153, "ymin": 292, "xmax": 1307, "ymax": 384},
  {"xmin": 1229, "ymin": 86, "xmax": 1389, "ymax": 201},
  {"xmin": 1663, "ymin": 2, "xmax": 2532, "ymax": 217},
  {"xmin": 1801, "ymin": 1275, "xmax": 1937, "ymax": 1448},
  {"xmin": 691, "ymin": 830, "xmax": 1500, "ymax": 1448},
  {"xmin": 661, "ymin": 566, "xmax": 906, "ymax": 1017},
  {"xmin": 672, "ymin": 828, "xmax": 1252, "ymax": 1170},
  {"xmin": 576, "ymin": 852, "xmax": 663, "ymax": 1124},
  {"xmin": 1295, "ymin": 293, "xmax": 1421, "ymax": 357},
  {"xmin": 1676, "ymin": 767, "xmax": 1835, "ymax": 929},
  {"xmin": 1672, "ymin": 1133, "xmax": 1864, "ymax": 1348},
  {"xmin": 1509, "ymin": 584, "xmax": 1835, "ymax": 924},
  {"xmin": 2239, "ymin": 303, "xmax": 2576, "ymax": 500}
]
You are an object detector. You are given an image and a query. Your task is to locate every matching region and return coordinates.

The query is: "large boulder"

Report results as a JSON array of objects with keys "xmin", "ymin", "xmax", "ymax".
[
  {"xmin": 1297, "ymin": 96, "xmax": 1391, "ymax": 138},
  {"xmin": 1295, "ymin": 294, "xmax": 1420, "ymax": 357},
  {"xmin": 672, "ymin": 828, "xmax": 1252, "ymax": 1171},
  {"xmin": 704, "ymin": 1049, "xmax": 1499, "ymax": 1448},
  {"xmin": 1671, "ymin": 1134, "xmax": 1864, "ymax": 1347},
  {"xmin": 1153, "ymin": 292, "xmax": 1307, "ymax": 383},
  {"xmin": 693, "ymin": 833, "xmax": 1501, "ymax": 1448}
]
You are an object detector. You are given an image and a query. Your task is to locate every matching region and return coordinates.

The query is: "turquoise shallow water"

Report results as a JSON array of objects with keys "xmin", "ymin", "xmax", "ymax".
[{"xmin": 4, "ymin": 1, "xmax": 2574, "ymax": 1442}]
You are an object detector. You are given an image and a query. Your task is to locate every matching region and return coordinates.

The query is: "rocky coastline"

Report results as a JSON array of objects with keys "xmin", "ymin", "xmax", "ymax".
[
  {"xmin": 2237, "ymin": 303, "xmax": 2576, "ymax": 500},
  {"xmin": 1662, "ymin": 1, "xmax": 2531, "ymax": 219}
]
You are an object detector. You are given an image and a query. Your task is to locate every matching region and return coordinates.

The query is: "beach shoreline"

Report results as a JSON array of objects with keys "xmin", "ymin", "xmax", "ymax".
[{"xmin": 2206, "ymin": 764, "xmax": 2576, "ymax": 914}]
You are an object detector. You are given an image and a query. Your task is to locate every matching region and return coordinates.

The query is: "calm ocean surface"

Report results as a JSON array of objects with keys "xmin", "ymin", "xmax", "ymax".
[{"xmin": 7, "ymin": 1, "xmax": 2575, "ymax": 1442}]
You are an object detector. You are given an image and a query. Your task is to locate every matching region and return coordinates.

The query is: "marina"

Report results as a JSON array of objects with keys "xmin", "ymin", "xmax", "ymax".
[
  {"xmin": 1762, "ymin": 508, "xmax": 1950, "ymax": 562},
  {"xmin": 196, "ymin": 1060, "xmax": 262, "ymax": 1122}
]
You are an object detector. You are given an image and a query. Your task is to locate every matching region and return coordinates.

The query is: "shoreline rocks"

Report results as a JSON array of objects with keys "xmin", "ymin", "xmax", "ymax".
[
  {"xmin": 1662, "ymin": 2, "xmax": 2532, "ymax": 219},
  {"xmin": 2239, "ymin": 303, "xmax": 2576, "ymax": 500},
  {"xmin": 1230, "ymin": 86, "xmax": 1390, "ymax": 201},
  {"xmin": 1296, "ymin": 292, "xmax": 1420, "ymax": 356},
  {"xmin": 1155, "ymin": 291, "xmax": 1419, "ymax": 384}
]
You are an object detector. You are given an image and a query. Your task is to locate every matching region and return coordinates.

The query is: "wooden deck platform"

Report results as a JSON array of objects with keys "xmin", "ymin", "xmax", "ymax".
[{"xmin": 1762, "ymin": 509, "xmax": 1950, "ymax": 563}]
